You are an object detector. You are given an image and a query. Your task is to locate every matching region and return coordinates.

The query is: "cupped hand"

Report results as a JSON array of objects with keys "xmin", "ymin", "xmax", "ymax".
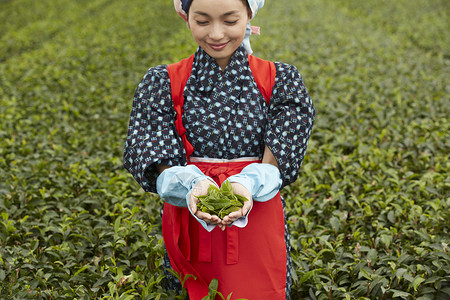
[
  {"xmin": 221, "ymin": 182, "xmax": 253, "ymax": 226},
  {"xmin": 189, "ymin": 179, "xmax": 226, "ymax": 230}
]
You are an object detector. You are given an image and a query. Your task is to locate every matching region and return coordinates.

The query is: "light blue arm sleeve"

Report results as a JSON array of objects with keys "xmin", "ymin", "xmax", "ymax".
[
  {"xmin": 156, "ymin": 165, "xmax": 212, "ymax": 207},
  {"xmin": 226, "ymin": 163, "xmax": 282, "ymax": 202},
  {"xmin": 156, "ymin": 165, "xmax": 218, "ymax": 232}
]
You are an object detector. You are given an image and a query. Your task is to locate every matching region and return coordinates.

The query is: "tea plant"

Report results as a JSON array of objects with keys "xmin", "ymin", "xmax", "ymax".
[{"xmin": 0, "ymin": 0, "xmax": 448, "ymax": 299}]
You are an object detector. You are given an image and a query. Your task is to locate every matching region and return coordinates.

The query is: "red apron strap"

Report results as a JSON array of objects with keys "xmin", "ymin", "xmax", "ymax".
[
  {"xmin": 167, "ymin": 55, "xmax": 195, "ymax": 160},
  {"xmin": 198, "ymin": 224, "xmax": 212, "ymax": 262},
  {"xmin": 226, "ymin": 227, "xmax": 239, "ymax": 265},
  {"xmin": 197, "ymin": 218, "xmax": 239, "ymax": 265},
  {"xmin": 248, "ymin": 54, "xmax": 276, "ymax": 105},
  {"xmin": 179, "ymin": 209, "xmax": 191, "ymax": 261}
]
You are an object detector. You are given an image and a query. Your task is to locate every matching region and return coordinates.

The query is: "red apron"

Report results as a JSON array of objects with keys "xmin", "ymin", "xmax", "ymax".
[{"xmin": 162, "ymin": 157, "xmax": 287, "ymax": 299}]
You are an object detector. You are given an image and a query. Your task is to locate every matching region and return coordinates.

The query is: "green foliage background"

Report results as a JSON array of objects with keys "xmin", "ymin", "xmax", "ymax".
[{"xmin": 0, "ymin": 0, "xmax": 448, "ymax": 299}]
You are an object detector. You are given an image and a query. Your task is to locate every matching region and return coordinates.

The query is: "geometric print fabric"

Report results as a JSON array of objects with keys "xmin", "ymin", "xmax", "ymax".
[{"xmin": 123, "ymin": 45, "xmax": 315, "ymax": 192}]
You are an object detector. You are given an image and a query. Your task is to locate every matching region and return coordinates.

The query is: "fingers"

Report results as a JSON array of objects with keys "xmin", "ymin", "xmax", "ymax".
[
  {"xmin": 195, "ymin": 208, "xmax": 248, "ymax": 229},
  {"xmin": 195, "ymin": 211, "xmax": 222, "ymax": 226},
  {"xmin": 217, "ymin": 223, "xmax": 226, "ymax": 231},
  {"xmin": 241, "ymin": 200, "xmax": 252, "ymax": 216},
  {"xmin": 189, "ymin": 194, "xmax": 198, "ymax": 214},
  {"xmin": 221, "ymin": 208, "xmax": 244, "ymax": 225}
]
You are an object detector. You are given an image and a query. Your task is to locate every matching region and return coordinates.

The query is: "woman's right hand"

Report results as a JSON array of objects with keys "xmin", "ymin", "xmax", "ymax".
[
  {"xmin": 189, "ymin": 179, "xmax": 225, "ymax": 230},
  {"xmin": 221, "ymin": 182, "xmax": 253, "ymax": 226}
]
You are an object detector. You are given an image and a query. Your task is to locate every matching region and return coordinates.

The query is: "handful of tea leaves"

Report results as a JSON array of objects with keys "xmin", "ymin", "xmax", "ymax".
[{"xmin": 196, "ymin": 181, "xmax": 249, "ymax": 219}]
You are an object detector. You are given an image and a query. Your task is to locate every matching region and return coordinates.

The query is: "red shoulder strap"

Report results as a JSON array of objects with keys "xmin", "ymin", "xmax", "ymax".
[
  {"xmin": 248, "ymin": 55, "xmax": 276, "ymax": 105},
  {"xmin": 167, "ymin": 54, "xmax": 276, "ymax": 160},
  {"xmin": 167, "ymin": 54, "xmax": 195, "ymax": 109},
  {"xmin": 167, "ymin": 55, "xmax": 195, "ymax": 159}
]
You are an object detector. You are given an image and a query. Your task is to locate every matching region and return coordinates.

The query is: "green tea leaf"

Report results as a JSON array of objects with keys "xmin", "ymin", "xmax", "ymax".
[
  {"xmin": 391, "ymin": 290, "xmax": 411, "ymax": 298},
  {"xmin": 195, "ymin": 181, "xmax": 246, "ymax": 219},
  {"xmin": 413, "ymin": 277, "xmax": 425, "ymax": 291}
]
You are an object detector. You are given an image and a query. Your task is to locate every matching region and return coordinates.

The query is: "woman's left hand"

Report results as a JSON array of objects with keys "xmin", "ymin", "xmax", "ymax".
[
  {"xmin": 189, "ymin": 179, "xmax": 224, "ymax": 229},
  {"xmin": 221, "ymin": 182, "xmax": 253, "ymax": 226}
]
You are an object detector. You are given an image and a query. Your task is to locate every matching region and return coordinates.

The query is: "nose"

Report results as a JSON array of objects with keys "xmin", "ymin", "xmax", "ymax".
[{"xmin": 209, "ymin": 23, "xmax": 225, "ymax": 41}]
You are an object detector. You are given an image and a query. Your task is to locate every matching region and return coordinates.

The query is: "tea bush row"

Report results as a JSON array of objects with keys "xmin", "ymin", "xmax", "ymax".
[{"xmin": 0, "ymin": 0, "xmax": 448, "ymax": 299}]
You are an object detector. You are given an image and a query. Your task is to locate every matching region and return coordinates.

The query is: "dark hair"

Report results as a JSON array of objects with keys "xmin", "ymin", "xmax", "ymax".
[{"xmin": 188, "ymin": 0, "xmax": 252, "ymax": 19}]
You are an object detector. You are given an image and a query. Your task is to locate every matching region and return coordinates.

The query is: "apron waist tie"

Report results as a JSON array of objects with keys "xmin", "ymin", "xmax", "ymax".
[
  {"xmin": 198, "ymin": 225, "xmax": 212, "ymax": 262},
  {"xmin": 197, "ymin": 221, "xmax": 239, "ymax": 265},
  {"xmin": 226, "ymin": 226, "xmax": 239, "ymax": 264},
  {"xmin": 180, "ymin": 210, "xmax": 191, "ymax": 261},
  {"xmin": 179, "ymin": 209, "xmax": 239, "ymax": 264}
]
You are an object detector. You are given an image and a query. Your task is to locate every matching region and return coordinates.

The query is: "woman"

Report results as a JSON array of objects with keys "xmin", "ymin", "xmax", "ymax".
[{"xmin": 124, "ymin": 0, "xmax": 315, "ymax": 298}]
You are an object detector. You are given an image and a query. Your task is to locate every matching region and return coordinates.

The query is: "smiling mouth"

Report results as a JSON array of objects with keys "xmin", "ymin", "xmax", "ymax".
[{"xmin": 208, "ymin": 42, "xmax": 228, "ymax": 50}]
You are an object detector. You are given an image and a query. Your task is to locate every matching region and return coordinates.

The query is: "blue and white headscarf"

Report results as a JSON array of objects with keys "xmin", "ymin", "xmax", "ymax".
[{"xmin": 174, "ymin": 0, "xmax": 265, "ymax": 55}]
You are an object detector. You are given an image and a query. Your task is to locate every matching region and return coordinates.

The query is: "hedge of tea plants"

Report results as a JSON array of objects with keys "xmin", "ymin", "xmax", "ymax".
[{"xmin": 0, "ymin": 0, "xmax": 448, "ymax": 299}]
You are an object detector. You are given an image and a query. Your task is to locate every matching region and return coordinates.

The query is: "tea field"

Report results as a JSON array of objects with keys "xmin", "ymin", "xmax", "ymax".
[{"xmin": 0, "ymin": 0, "xmax": 448, "ymax": 299}]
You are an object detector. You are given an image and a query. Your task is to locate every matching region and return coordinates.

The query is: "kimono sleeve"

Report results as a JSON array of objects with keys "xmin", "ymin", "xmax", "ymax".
[
  {"xmin": 123, "ymin": 65, "xmax": 186, "ymax": 193},
  {"xmin": 264, "ymin": 62, "xmax": 315, "ymax": 187}
]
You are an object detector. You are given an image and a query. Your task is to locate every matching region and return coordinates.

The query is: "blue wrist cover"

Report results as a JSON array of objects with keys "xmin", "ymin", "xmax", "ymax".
[
  {"xmin": 226, "ymin": 163, "xmax": 282, "ymax": 202},
  {"xmin": 156, "ymin": 165, "xmax": 212, "ymax": 207},
  {"xmin": 156, "ymin": 165, "xmax": 217, "ymax": 231}
]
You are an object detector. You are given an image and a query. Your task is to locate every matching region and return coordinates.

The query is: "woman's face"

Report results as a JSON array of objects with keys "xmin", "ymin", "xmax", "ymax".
[{"xmin": 187, "ymin": 0, "xmax": 250, "ymax": 70}]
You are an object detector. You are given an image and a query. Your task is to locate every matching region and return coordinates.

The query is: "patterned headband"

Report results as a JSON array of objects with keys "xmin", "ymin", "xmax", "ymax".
[{"xmin": 174, "ymin": 0, "xmax": 265, "ymax": 55}]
